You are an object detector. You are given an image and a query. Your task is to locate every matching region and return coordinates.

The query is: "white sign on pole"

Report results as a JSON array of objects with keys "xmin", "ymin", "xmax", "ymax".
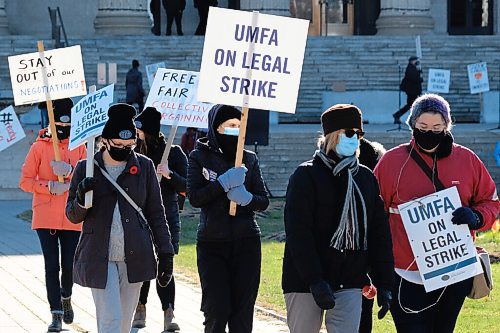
[
  {"xmin": 427, "ymin": 69, "xmax": 450, "ymax": 93},
  {"xmin": 197, "ymin": 7, "xmax": 309, "ymax": 113},
  {"xmin": 398, "ymin": 187, "xmax": 482, "ymax": 292},
  {"xmin": 467, "ymin": 62, "xmax": 490, "ymax": 94},
  {"xmin": 8, "ymin": 45, "xmax": 87, "ymax": 106},
  {"xmin": 97, "ymin": 63, "xmax": 106, "ymax": 85},
  {"xmin": 415, "ymin": 35, "xmax": 422, "ymax": 59},
  {"xmin": 108, "ymin": 63, "xmax": 117, "ymax": 85},
  {"xmin": 146, "ymin": 62, "xmax": 166, "ymax": 87},
  {"xmin": 69, "ymin": 84, "xmax": 114, "ymax": 150},
  {"xmin": 145, "ymin": 68, "xmax": 213, "ymax": 128},
  {"xmin": 0, "ymin": 106, "xmax": 25, "ymax": 152}
]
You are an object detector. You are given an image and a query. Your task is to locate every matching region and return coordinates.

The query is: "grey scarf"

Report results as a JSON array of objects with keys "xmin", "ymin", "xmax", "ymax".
[{"xmin": 315, "ymin": 150, "xmax": 367, "ymax": 250}]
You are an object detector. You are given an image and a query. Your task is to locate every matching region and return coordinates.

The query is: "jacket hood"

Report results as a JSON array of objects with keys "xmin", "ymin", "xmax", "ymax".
[
  {"xmin": 206, "ymin": 105, "xmax": 223, "ymax": 152},
  {"xmin": 36, "ymin": 128, "xmax": 69, "ymax": 144}
]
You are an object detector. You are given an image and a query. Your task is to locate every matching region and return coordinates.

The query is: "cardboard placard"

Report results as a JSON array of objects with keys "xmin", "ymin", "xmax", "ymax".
[
  {"xmin": 467, "ymin": 62, "xmax": 490, "ymax": 94},
  {"xmin": 427, "ymin": 69, "xmax": 450, "ymax": 93},
  {"xmin": 0, "ymin": 106, "xmax": 25, "ymax": 152}
]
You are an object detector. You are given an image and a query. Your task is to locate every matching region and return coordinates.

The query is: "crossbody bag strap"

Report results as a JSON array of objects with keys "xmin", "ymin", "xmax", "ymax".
[
  {"xmin": 406, "ymin": 145, "xmax": 445, "ymax": 191},
  {"xmin": 94, "ymin": 160, "xmax": 147, "ymax": 223}
]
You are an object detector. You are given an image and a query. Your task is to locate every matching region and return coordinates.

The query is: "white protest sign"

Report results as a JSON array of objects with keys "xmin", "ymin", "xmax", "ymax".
[
  {"xmin": 145, "ymin": 68, "xmax": 212, "ymax": 128},
  {"xmin": 146, "ymin": 62, "xmax": 166, "ymax": 87},
  {"xmin": 69, "ymin": 84, "xmax": 114, "ymax": 150},
  {"xmin": 8, "ymin": 45, "xmax": 87, "ymax": 106},
  {"xmin": 415, "ymin": 35, "xmax": 422, "ymax": 59},
  {"xmin": 197, "ymin": 7, "xmax": 309, "ymax": 113},
  {"xmin": 398, "ymin": 187, "xmax": 482, "ymax": 292},
  {"xmin": 427, "ymin": 69, "xmax": 450, "ymax": 93},
  {"xmin": 467, "ymin": 62, "xmax": 489, "ymax": 94},
  {"xmin": 0, "ymin": 106, "xmax": 25, "ymax": 153}
]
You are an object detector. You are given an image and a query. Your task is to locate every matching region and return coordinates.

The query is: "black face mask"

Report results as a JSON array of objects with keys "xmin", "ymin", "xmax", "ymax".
[
  {"xmin": 55, "ymin": 125, "xmax": 71, "ymax": 140},
  {"xmin": 107, "ymin": 144, "xmax": 132, "ymax": 162},
  {"xmin": 413, "ymin": 129, "xmax": 446, "ymax": 150},
  {"xmin": 216, "ymin": 133, "xmax": 238, "ymax": 160}
]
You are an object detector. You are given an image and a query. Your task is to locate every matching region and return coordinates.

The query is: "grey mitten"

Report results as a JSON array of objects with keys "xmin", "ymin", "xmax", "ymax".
[
  {"xmin": 48, "ymin": 181, "xmax": 70, "ymax": 195},
  {"xmin": 217, "ymin": 166, "xmax": 247, "ymax": 192},
  {"xmin": 227, "ymin": 185, "xmax": 253, "ymax": 206},
  {"xmin": 50, "ymin": 160, "xmax": 73, "ymax": 177}
]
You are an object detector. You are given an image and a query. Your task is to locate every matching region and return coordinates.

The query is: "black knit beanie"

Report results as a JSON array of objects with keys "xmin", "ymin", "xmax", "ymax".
[
  {"xmin": 52, "ymin": 98, "xmax": 73, "ymax": 123},
  {"xmin": 212, "ymin": 105, "xmax": 242, "ymax": 132},
  {"xmin": 135, "ymin": 106, "xmax": 161, "ymax": 137},
  {"xmin": 321, "ymin": 104, "xmax": 363, "ymax": 135},
  {"xmin": 101, "ymin": 103, "xmax": 137, "ymax": 140}
]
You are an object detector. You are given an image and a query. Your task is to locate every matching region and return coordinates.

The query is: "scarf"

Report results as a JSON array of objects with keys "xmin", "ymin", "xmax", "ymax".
[{"xmin": 315, "ymin": 150, "xmax": 368, "ymax": 250}]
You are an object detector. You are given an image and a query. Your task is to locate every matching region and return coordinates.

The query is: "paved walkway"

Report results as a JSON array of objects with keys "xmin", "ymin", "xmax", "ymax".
[{"xmin": 0, "ymin": 200, "xmax": 289, "ymax": 333}]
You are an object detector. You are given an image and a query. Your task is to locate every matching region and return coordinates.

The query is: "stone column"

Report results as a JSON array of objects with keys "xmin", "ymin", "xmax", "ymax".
[
  {"xmin": 0, "ymin": 0, "xmax": 9, "ymax": 34},
  {"xmin": 94, "ymin": 0, "xmax": 151, "ymax": 35},
  {"xmin": 240, "ymin": 0, "xmax": 291, "ymax": 17},
  {"xmin": 376, "ymin": 0, "xmax": 434, "ymax": 35}
]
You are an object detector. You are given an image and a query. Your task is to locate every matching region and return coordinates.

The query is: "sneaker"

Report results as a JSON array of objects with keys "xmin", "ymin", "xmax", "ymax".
[
  {"xmin": 48, "ymin": 313, "xmax": 62, "ymax": 332},
  {"xmin": 132, "ymin": 303, "xmax": 146, "ymax": 328},
  {"xmin": 61, "ymin": 296, "xmax": 74, "ymax": 324},
  {"xmin": 164, "ymin": 307, "xmax": 180, "ymax": 332}
]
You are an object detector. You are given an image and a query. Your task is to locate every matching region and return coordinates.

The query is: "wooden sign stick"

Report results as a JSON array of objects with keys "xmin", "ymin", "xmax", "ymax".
[
  {"xmin": 84, "ymin": 85, "xmax": 97, "ymax": 208},
  {"xmin": 37, "ymin": 41, "xmax": 63, "ymax": 183},
  {"xmin": 157, "ymin": 125, "xmax": 178, "ymax": 182},
  {"xmin": 229, "ymin": 106, "xmax": 249, "ymax": 216}
]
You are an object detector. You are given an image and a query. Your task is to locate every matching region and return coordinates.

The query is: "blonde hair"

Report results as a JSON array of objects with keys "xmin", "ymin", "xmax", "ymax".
[{"xmin": 317, "ymin": 130, "xmax": 360, "ymax": 158}]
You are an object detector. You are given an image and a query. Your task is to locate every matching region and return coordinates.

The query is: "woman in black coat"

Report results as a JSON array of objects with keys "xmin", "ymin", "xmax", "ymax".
[
  {"xmin": 187, "ymin": 104, "xmax": 269, "ymax": 333},
  {"xmin": 66, "ymin": 104, "xmax": 174, "ymax": 333},
  {"xmin": 131, "ymin": 107, "xmax": 187, "ymax": 331},
  {"xmin": 282, "ymin": 104, "xmax": 394, "ymax": 333}
]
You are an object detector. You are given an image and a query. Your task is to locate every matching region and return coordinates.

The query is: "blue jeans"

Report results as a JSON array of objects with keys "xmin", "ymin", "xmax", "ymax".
[
  {"xmin": 40, "ymin": 107, "xmax": 48, "ymax": 129},
  {"xmin": 36, "ymin": 229, "xmax": 81, "ymax": 312}
]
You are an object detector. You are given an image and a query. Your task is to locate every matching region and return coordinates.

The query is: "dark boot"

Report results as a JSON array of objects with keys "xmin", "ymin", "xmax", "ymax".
[
  {"xmin": 48, "ymin": 313, "xmax": 62, "ymax": 332},
  {"xmin": 61, "ymin": 297, "xmax": 74, "ymax": 324}
]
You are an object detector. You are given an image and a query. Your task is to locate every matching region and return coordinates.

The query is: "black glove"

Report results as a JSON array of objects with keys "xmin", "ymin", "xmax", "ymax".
[
  {"xmin": 76, "ymin": 177, "xmax": 97, "ymax": 205},
  {"xmin": 309, "ymin": 280, "xmax": 335, "ymax": 310},
  {"xmin": 377, "ymin": 289, "xmax": 392, "ymax": 319},
  {"xmin": 451, "ymin": 207, "xmax": 483, "ymax": 230},
  {"xmin": 157, "ymin": 253, "xmax": 173, "ymax": 287}
]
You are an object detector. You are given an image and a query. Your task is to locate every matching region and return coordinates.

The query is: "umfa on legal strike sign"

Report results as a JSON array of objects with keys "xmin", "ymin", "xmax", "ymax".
[
  {"xmin": 197, "ymin": 7, "xmax": 309, "ymax": 113},
  {"xmin": 8, "ymin": 45, "xmax": 86, "ymax": 106}
]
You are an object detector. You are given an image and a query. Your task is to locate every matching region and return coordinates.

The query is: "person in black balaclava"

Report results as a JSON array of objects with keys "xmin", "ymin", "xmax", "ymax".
[{"xmin": 187, "ymin": 104, "xmax": 269, "ymax": 333}]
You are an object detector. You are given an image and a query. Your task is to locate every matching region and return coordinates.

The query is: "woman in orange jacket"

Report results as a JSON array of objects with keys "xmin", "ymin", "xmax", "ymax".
[{"xmin": 19, "ymin": 98, "xmax": 86, "ymax": 332}]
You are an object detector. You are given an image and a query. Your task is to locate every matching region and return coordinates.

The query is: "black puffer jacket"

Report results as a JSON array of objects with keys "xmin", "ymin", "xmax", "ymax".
[
  {"xmin": 282, "ymin": 154, "xmax": 394, "ymax": 293},
  {"xmin": 187, "ymin": 111, "xmax": 269, "ymax": 241},
  {"xmin": 404, "ymin": 63, "xmax": 423, "ymax": 96}
]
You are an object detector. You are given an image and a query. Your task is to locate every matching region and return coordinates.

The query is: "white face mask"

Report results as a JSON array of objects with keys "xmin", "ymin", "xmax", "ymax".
[
  {"xmin": 335, "ymin": 133, "xmax": 359, "ymax": 157},
  {"xmin": 223, "ymin": 127, "xmax": 240, "ymax": 136}
]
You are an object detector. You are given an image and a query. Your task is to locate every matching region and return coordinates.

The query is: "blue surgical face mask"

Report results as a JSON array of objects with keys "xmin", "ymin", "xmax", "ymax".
[{"xmin": 335, "ymin": 133, "xmax": 359, "ymax": 157}]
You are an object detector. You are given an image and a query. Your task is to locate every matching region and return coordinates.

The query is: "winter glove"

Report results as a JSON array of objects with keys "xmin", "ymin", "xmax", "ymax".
[
  {"xmin": 76, "ymin": 177, "xmax": 98, "ymax": 205},
  {"xmin": 451, "ymin": 207, "xmax": 483, "ymax": 230},
  {"xmin": 377, "ymin": 289, "xmax": 392, "ymax": 319},
  {"xmin": 217, "ymin": 166, "xmax": 247, "ymax": 192},
  {"xmin": 157, "ymin": 253, "xmax": 174, "ymax": 287},
  {"xmin": 50, "ymin": 160, "xmax": 73, "ymax": 177},
  {"xmin": 227, "ymin": 185, "xmax": 253, "ymax": 206},
  {"xmin": 309, "ymin": 280, "xmax": 335, "ymax": 310},
  {"xmin": 48, "ymin": 181, "xmax": 70, "ymax": 195}
]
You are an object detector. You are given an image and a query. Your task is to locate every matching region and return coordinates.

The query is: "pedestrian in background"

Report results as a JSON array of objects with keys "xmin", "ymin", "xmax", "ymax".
[
  {"xmin": 20, "ymin": 98, "xmax": 86, "ymax": 332},
  {"xmin": 150, "ymin": 0, "xmax": 185, "ymax": 35},
  {"xmin": 132, "ymin": 106, "xmax": 187, "ymax": 332},
  {"xmin": 194, "ymin": 0, "xmax": 218, "ymax": 35},
  {"xmin": 180, "ymin": 127, "xmax": 198, "ymax": 155},
  {"xmin": 126, "ymin": 60, "xmax": 145, "ymax": 113},
  {"xmin": 66, "ymin": 103, "xmax": 175, "ymax": 333},
  {"xmin": 38, "ymin": 101, "xmax": 48, "ymax": 129},
  {"xmin": 393, "ymin": 56, "xmax": 422, "ymax": 124},
  {"xmin": 375, "ymin": 94, "xmax": 499, "ymax": 333}
]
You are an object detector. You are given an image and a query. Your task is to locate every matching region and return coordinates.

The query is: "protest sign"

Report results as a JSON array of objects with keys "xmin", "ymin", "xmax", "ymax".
[
  {"xmin": 145, "ymin": 68, "xmax": 212, "ymax": 129},
  {"xmin": 69, "ymin": 84, "xmax": 114, "ymax": 151},
  {"xmin": 8, "ymin": 45, "xmax": 87, "ymax": 106},
  {"xmin": 197, "ymin": 7, "xmax": 309, "ymax": 113},
  {"xmin": 0, "ymin": 106, "xmax": 25, "ymax": 153},
  {"xmin": 398, "ymin": 187, "xmax": 482, "ymax": 292},
  {"xmin": 467, "ymin": 62, "xmax": 489, "ymax": 94},
  {"xmin": 427, "ymin": 69, "xmax": 450, "ymax": 93},
  {"xmin": 146, "ymin": 62, "xmax": 166, "ymax": 87}
]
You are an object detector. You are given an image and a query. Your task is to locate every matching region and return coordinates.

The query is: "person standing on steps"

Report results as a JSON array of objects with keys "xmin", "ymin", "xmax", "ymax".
[
  {"xmin": 131, "ymin": 107, "xmax": 187, "ymax": 332},
  {"xmin": 19, "ymin": 98, "xmax": 87, "ymax": 332},
  {"xmin": 66, "ymin": 103, "xmax": 175, "ymax": 333},
  {"xmin": 126, "ymin": 60, "xmax": 145, "ymax": 113},
  {"xmin": 194, "ymin": 0, "xmax": 218, "ymax": 35},
  {"xmin": 393, "ymin": 56, "xmax": 422, "ymax": 124},
  {"xmin": 150, "ymin": 0, "xmax": 185, "ymax": 36}
]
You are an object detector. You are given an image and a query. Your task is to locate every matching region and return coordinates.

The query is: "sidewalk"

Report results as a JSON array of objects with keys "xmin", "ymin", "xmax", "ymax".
[{"xmin": 0, "ymin": 200, "xmax": 289, "ymax": 333}]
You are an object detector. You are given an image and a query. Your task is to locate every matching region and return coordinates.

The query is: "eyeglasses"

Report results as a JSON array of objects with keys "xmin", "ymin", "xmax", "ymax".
[
  {"xmin": 415, "ymin": 127, "xmax": 445, "ymax": 134},
  {"xmin": 344, "ymin": 129, "xmax": 364, "ymax": 138},
  {"xmin": 109, "ymin": 139, "xmax": 136, "ymax": 150}
]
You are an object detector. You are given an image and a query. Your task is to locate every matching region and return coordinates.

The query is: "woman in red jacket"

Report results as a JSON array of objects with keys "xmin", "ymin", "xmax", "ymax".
[
  {"xmin": 19, "ymin": 98, "xmax": 86, "ymax": 332},
  {"xmin": 374, "ymin": 94, "xmax": 499, "ymax": 333}
]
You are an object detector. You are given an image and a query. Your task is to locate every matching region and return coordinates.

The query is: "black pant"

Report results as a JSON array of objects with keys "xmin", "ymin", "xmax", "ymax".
[
  {"xmin": 164, "ymin": 1, "xmax": 183, "ymax": 35},
  {"xmin": 391, "ymin": 274, "xmax": 473, "ymax": 333},
  {"xmin": 36, "ymin": 229, "xmax": 81, "ymax": 312},
  {"xmin": 359, "ymin": 297, "xmax": 374, "ymax": 333},
  {"xmin": 197, "ymin": 237, "xmax": 261, "ymax": 333},
  {"xmin": 393, "ymin": 94, "xmax": 418, "ymax": 120},
  {"xmin": 150, "ymin": 0, "xmax": 161, "ymax": 34},
  {"xmin": 195, "ymin": 5, "xmax": 210, "ymax": 35},
  {"xmin": 139, "ymin": 276, "xmax": 176, "ymax": 310}
]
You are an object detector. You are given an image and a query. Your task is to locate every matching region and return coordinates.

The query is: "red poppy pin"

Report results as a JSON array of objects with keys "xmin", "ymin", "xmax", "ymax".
[{"xmin": 129, "ymin": 166, "xmax": 138, "ymax": 175}]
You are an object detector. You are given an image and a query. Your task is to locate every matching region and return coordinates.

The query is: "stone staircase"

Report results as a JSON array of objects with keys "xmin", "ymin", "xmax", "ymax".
[{"xmin": 0, "ymin": 35, "xmax": 499, "ymax": 123}]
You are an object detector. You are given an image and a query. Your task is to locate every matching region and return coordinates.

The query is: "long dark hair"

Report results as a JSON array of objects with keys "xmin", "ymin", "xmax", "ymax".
[{"xmin": 139, "ymin": 132, "xmax": 163, "ymax": 157}]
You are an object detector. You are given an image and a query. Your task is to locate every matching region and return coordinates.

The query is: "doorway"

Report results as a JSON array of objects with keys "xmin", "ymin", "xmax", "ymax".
[{"xmin": 448, "ymin": 0, "xmax": 493, "ymax": 35}]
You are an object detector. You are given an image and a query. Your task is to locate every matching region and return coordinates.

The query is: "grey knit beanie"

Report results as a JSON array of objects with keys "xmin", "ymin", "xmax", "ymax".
[{"xmin": 407, "ymin": 93, "xmax": 451, "ymax": 129}]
